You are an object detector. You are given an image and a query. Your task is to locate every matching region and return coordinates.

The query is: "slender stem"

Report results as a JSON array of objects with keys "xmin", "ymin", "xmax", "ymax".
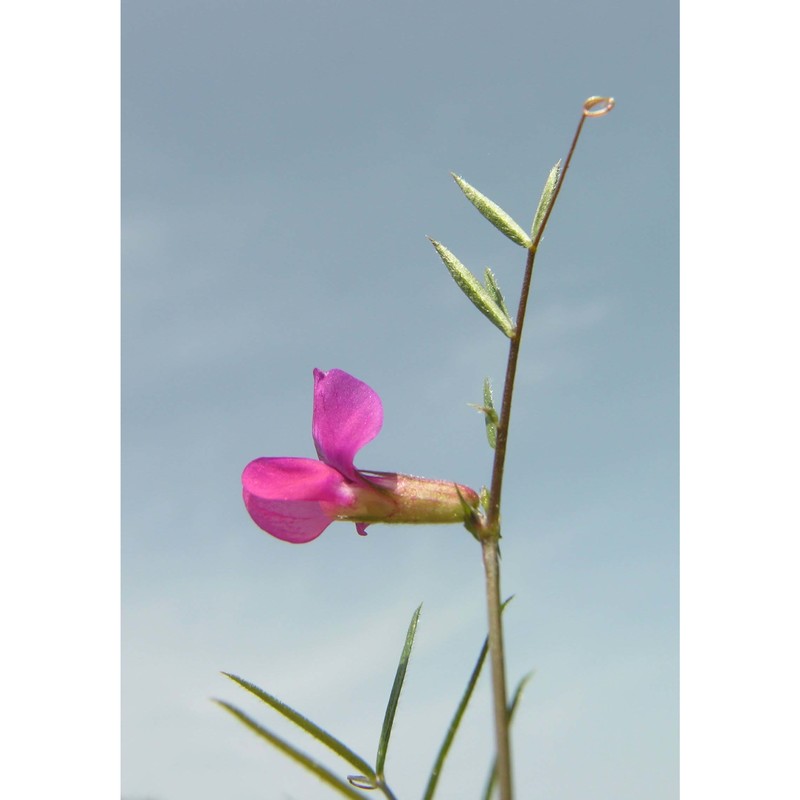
[
  {"xmin": 377, "ymin": 781, "xmax": 399, "ymax": 800},
  {"xmin": 481, "ymin": 536, "xmax": 511, "ymax": 800},
  {"xmin": 478, "ymin": 97, "xmax": 614, "ymax": 800},
  {"xmin": 487, "ymin": 101, "xmax": 598, "ymax": 528},
  {"xmin": 486, "ymin": 247, "xmax": 535, "ymax": 531}
]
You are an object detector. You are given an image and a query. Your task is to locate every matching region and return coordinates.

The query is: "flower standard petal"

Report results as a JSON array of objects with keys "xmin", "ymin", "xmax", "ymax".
[
  {"xmin": 242, "ymin": 457, "xmax": 354, "ymax": 543},
  {"xmin": 312, "ymin": 368, "xmax": 383, "ymax": 482}
]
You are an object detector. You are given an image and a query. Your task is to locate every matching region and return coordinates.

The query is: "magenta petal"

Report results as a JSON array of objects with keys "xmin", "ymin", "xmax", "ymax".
[
  {"xmin": 312, "ymin": 368, "xmax": 383, "ymax": 482},
  {"xmin": 242, "ymin": 457, "xmax": 354, "ymax": 544}
]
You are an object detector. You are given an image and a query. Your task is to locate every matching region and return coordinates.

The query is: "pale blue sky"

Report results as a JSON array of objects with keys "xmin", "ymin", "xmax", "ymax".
[{"xmin": 123, "ymin": 1, "xmax": 677, "ymax": 798}]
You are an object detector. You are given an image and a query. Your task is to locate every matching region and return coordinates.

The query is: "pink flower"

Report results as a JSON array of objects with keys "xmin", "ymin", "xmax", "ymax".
[{"xmin": 242, "ymin": 368, "xmax": 480, "ymax": 543}]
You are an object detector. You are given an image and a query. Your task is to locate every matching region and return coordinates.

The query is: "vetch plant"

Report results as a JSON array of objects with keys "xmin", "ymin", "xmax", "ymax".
[{"xmin": 218, "ymin": 96, "xmax": 615, "ymax": 799}]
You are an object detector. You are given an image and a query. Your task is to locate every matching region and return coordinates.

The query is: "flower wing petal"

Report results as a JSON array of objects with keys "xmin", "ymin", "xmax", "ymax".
[
  {"xmin": 312, "ymin": 368, "xmax": 383, "ymax": 481},
  {"xmin": 242, "ymin": 457, "xmax": 353, "ymax": 543}
]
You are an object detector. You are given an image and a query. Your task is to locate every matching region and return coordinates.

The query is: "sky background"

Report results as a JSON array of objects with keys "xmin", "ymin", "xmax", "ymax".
[{"xmin": 123, "ymin": 2, "xmax": 677, "ymax": 799}]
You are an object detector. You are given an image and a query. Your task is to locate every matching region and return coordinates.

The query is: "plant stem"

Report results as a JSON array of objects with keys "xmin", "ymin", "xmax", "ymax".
[
  {"xmin": 486, "ymin": 247, "xmax": 536, "ymax": 531},
  {"xmin": 479, "ymin": 245, "xmax": 534, "ymax": 800},
  {"xmin": 377, "ymin": 781, "xmax": 399, "ymax": 800},
  {"xmin": 487, "ymin": 98, "xmax": 602, "ymax": 529},
  {"xmin": 481, "ymin": 535, "xmax": 512, "ymax": 800},
  {"xmin": 478, "ymin": 97, "xmax": 614, "ymax": 800}
]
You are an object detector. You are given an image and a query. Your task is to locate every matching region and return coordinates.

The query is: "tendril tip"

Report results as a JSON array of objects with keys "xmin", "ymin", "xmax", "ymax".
[{"xmin": 583, "ymin": 96, "xmax": 615, "ymax": 117}]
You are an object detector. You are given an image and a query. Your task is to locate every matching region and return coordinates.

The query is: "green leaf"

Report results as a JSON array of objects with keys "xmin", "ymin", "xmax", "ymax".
[
  {"xmin": 483, "ymin": 377, "xmax": 497, "ymax": 449},
  {"xmin": 530, "ymin": 161, "xmax": 562, "ymax": 245},
  {"xmin": 214, "ymin": 700, "xmax": 369, "ymax": 800},
  {"xmin": 222, "ymin": 673, "xmax": 375, "ymax": 780},
  {"xmin": 454, "ymin": 484, "xmax": 482, "ymax": 540},
  {"xmin": 483, "ymin": 268, "xmax": 511, "ymax": 321},
  {"xmin": 467, "ymin": 378, "xmax": 498, "ymax": 450},
  {"xmin": 422, "ymin": 637, "xmax": 489, "ymax": 799},
  {"xmin": 480, "ymin": 672, "xmax": 534, "ymax": 800},
  {"xmin": 452, "ymin": 174, "xmax": 533, "ymax": 248},
  {"xmin": 423, "ymin": 598, "xmax": 514, "ymax": 800},
  {"xmin": 429, "ymin": 239, "xmax": 514, "ymax": 338},
  {"xmin": 375, "ymin": 604, "xmax": 422, "ymax": 777}
]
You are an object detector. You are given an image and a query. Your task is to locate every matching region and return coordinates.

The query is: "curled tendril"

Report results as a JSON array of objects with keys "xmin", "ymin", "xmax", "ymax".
[
  {"xmin": 583, "ymin": 96, "xmax": 615, "ymax": 117},
  {"xmin": 348, "ymin": 774, "xmax": 378, "ymax": 790}
]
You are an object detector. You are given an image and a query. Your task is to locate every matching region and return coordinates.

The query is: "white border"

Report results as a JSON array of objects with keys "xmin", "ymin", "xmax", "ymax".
[
  {"xmin": 1, "ymin": 4, "xmax": 120, "ymax": 797},
  {"xmin": 681, "ymin": 1, "xmax": 800, "ymax": 797}
]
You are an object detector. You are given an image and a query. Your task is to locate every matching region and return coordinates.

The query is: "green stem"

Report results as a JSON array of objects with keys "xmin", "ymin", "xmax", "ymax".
[
  {"xmin": 478, "ymin": 98, "xmax": 612, "ymax": 800},
  {"xmin": 481, "ymin": 536, "xmax": 512, "ymax": 800},
  {"xmin": 486, "ymin": 103, "xmax": 594, "ymax": 530},
  {"xmin": 486, "ymin": 247, "xmax": 535, "ymax": 531},
  {"xmin": 377, "ymin": 781, "xmax": 399, "ymax": 800}
]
